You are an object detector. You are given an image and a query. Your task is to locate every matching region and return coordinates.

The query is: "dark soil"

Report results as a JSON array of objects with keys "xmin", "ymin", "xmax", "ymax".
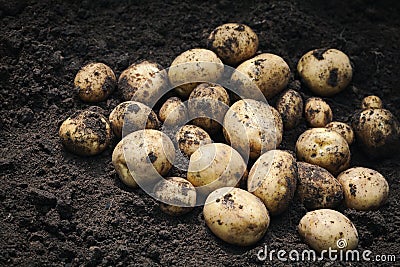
[{"xmin": 1, "ymin": 0, "xmax": 400, "ymax": 266}]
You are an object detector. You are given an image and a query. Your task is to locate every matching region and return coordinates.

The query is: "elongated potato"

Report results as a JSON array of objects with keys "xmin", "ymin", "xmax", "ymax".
[{"xmin": 276, "ymin": 89, "xmax": 304, "ymax": 130}]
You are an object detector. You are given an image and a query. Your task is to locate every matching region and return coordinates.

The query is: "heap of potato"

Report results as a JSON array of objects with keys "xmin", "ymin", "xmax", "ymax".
[{"xmin": 59, "ymin": 23, "xmax": 399, "ymax": 253}]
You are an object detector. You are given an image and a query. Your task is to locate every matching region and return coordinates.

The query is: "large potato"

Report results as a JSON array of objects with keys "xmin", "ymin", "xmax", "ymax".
[
  {"xmin": 337, "ymin": 167, "xmax": 389, "ymax": 211},
  {"xmin": 296, "ymin": 128, "xmax": 350, "ymax": 175},
  {"xmin": 325, "ymin": 121, "xmax": 354, "ymax": 145},
  {"xmin": 247, "ymin": 150, "xmax": 297, "ymax": 216},
  {"xmin": 203, "ymin": 187, "xmax": 270, "ymax": 246},
  {"xmin": 298, "ymin": 209, "xmax": 358, "ymax": 252},
  {"xmin": 304, "ymin": 97, "xmax": 333, "ymax": 127},
  {"xmin": 276, "ymin": 89, "xmax": 304, "ymax": 130},
  {"xmin": 175, "ymin": 125, "xmax": 212, "ymax": 157}
]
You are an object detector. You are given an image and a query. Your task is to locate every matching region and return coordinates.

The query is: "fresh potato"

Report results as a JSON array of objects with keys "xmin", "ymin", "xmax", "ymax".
[
  {"xmin": 109, "ymin": 101, "xmax": 160, "ymax": 138},
  {"xmin": 203, "ymin": 187, "xmax": 270, "ymax": 246},
  {"xmin": 188, "ymin": 83, "xmax": 230, "ymax": 133},
  {"xmin": 231, "ymin": 53, "xmax": 290, "ymax": 99},
  {"xmin": 112, "ymin": 140, "xmax": 137, "ymax": 188},
  {"xmin": 207, "ymin": 23, "xmax": 258, "ymax": 65},
  {"xmin": 361, "ymin": 95, "xmax": 382, "ymax": 110},
  {"xmin": 59, "ymin": 110, "xmax": 111, "ymax": 156},
  {"xmin": 298, "ymin": 209, "xmax": 358, "ymax": 252},
  {"xmin": 297, "ymin": 162, "xmax": 343, "ymax": 210},
  {"xmin": 159, "ymin": 97, "xmax": 188, "ymax": 127},
  {"xmin": 295, "ymin": 128, "xmax": 350, "ymax": 175},
  {"xmin": 175, "ymin": 125, "xmax": 212, "ymax": 157},
  {"xmin": 326, "ymin": 121, "xmax": 354, "ymax": 145},
  {"xmin": 337, "ymin": 167, "xmax": 389, "ymax": 211},
  {"xmin": 74, "ymin": 62, "xmax": 116, "ymax": 102},
  {"xmin": 276, "ymin": 89, "xmax": 304, "ymax": 130},
  {"xmin": 223, "ymin": 99, "xmax": 283, "ymax": 159},
  {"xmin": 168, "ymin": 48, "xmax": 224, "ymax": 98},
  {"xmin": 297, "ymin": 48, "xmax": 353, "ymax": 96},
  {"xmin": 247, "ymin": 150, "xmax": 297, "ymax": 216},
  {"xmin": 153, "ymin": 177, "xmax": 196, "ymax": 216},
  {"xmin": 304, "ymin": 97, "xmax": 333, "ymax": 127}
]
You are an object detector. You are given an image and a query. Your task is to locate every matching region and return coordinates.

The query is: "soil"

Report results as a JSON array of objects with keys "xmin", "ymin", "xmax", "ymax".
[{"xmin": 1, "ymin": 0, "xmax": 400, "ymax": 266}]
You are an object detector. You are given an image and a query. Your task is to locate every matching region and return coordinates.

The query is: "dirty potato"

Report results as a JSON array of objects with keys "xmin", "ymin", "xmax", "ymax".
[
  {"xmin": 276, "ymin": 89, "xmax": 304, "ymax": 130},
  {"xmin": 361, "ymin": 95, "xmax": 383, "ymax": 110},
  {"xmin": 159, "ymin": 97, "xmax": 188, "ymax": 127},
  {"xmin": 175, "ymin": 125, "xmax": 212, "ymax": 157},
  {"xmin": 326, "ymin": 121, "xmax": 354, "ymax": 145},
  {"xmin": 304, "ymin": 97, "xmax": 333, "ymax": 127}
]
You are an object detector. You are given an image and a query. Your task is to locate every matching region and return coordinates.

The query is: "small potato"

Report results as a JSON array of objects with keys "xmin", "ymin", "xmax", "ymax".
[
  {"xmin": 276, "ymin": 89, "xmax": 304, "ymax": 130},
  {"xmin": 159, "ymin": 97, "xmax": 188, "ymax": 127},
  {"xmin": 361, "ymin": 95, "xmax": 382, "ymax": 110},
  {"xmin": 175, "ymin": 125, "xmax": 212, "ymax": 157},
  {"xmin": 203, "ymin": 187, "xmax": 270, "ymax": 246},
  {"xmin": 153, "ymin": 177, "xmax": 196, "ymax": 216},
  {"xmin": 74, "ymin": 62, "xmax": 116, "ymax": 102},
  {"xmin": 326, "ymin": 121, "xmax": 354, "ymax": 145},
  {"xmin": 298, "ymin": 209, "xmax": 358, "ymax": 252},
  {"xmin": 59, "ymin": 110, "xmax": 111, "ymax": 156},
  {"xmin": 296, "ymin": 128, "xmax": 350, "ymax": 175},
  {"xmin": 304, "ymin": 97, "xmax": 333, "ymax": 127},
  {"xmin": 109, "ymin": 101, "xmax": 160, "ymax": 138},
  {"xmin": 188, "ymin": 83, "xmax": 230, "ymax": 133},
  {"xmin": 337, "ymin": 167, "xmax": 389, "ymax": 211},
  {"xmin": 247, "ymin": 150, "xmax": 297, "ymax": 216},
  {"xmin": 297, "ymin": 162, "xmax": 343, "ymax": 210},
  {"xmin": 118, "ymin": 61, "xmax": 168, "ymax": 103},
  {"xmin": 352, "ymin": 108, "xmax": 400, "ymax": 158},
  {"xmin": 207, "ymin": 23, "xmax": 258, "ymax": 65},
  {"xmin": 223, "ymin": 99, "xmax": 283, "ymax": 160},
  {"xmin": 231, "ymin": 53, "xmax": 291, "ymax": 99},
  {"xmin": 168, "ymin": 48, "xmax": 224, "ymax": 98},
  {"xmin": 297, "ymin": 48, "xmax": 353, "ymax": 96}
]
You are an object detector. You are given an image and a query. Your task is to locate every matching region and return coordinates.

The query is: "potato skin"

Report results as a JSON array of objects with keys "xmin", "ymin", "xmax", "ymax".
[
  {"xmin": 112, "ymin": 140, "xmax": 137, "ymax": 188},
  {"xmin": 361, "ymin": 95, "xmax": 382, "ymax": 110},
  {"xmin": 59, "ymin": 110, "xmax": 111, "ymax": 156},
  {"xmin": 337, "ymin": 167, "xmax": 389, "ymax": 211},
  {"xmin": 326, "ymin": 121, "xmax": 354, "ymax": 145},
  {"xmin": 175, "ymin": 125, "xmax": 212, "ymax": 157},
  {"xmin": 247, "ymin": 150, "xmax": 298, "ymax": 216},
  {"xmin": 74, "ymin": 62, "xmax": 116, "ymax": 102},
  {"xmin": 304, "ymin": 97, "xmax": 333, "ymax": 127},
  {"xmin": 296, "ymin": 162, "xmax": 343, "ymax": 210},
  {"xmin": 207, "ymin": 23, "xmax": 258, "ymax": 65},
  {"xmin": 159, "ymin": 97, "xmax": 188, "ymax": 127},
  {"xmin": 297, "ymin": 48, "xmax": 353, "ymax": 96},
  {"xmin": 203, "ymin": 187, "xmax": 270, "ymax": 246},
  {"xmin": 295, "ymin": 128, "xmax": 350, "ymax": 175},
  {"xmin": 298, "ymin": 209, "xmax": 358, "ymax": 252},
  {"xmin": 276, "ymin": 89, "xmax": 304, "ymax": 130}
]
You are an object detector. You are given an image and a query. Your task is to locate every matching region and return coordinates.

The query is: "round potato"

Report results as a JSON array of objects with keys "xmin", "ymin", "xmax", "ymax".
[
  {"xmin": 74, "ymin": 62, "xmax": 116, "ymax": 102},
  {"xmin": 337, "ymin": 167, "xmax": 389, "ymax": 211},
  {"xmin": 203, "ymin": 187, "xmax": 270, "ymax": 246},
  {"xmin": 297, "ymin": 48, "xmax": 353, "ymax": 96},
  {"xmin": 326, "ymin": 121, "xmax": 354, "ymax": 145},
  {"xmin": 304, "ymin": 97, "xmax": 333, "ymax": 127},
  {"xmin": 295, "ymin": 128, "xmax": 350, "ymax": 175},
  {"xmin": 59, "ymin": 110, "xmax": 111, "ymax": 156},
  {"xmin": 276, "ymin": 89, "xmax": 304, "ymax": 130},
  {"xmin": 247, "ymin": 150, "xmax": 298, "ymax": 216},
  {"xmin": 176, "ymin": 125, "xmax": 212, "ymax": 157},
  {"xmin": 153, "ymin": 177, "xmax": 196, "ymax": 216},
  {"xmin": 231, "ymin": 53, "xmax": 290, "ymax": 99},
  {"xmin": 207, "ymin": 23, "xmax": 258, "ymax": 65},
  {"xmin": 112, "ymin": 139, "xmax": 137, "ymax": 188},
  {"xmin": 159, "ymin": 97, "xmax": 188, "ymax": 127},
  {"xmin": 109, "ymin": 101, "xmax": 160, "ymax": 138},
  {"xmin": 296, "ymin": 162, "xmax": 343, "ymax": 210},
  {"xmin": 298, "ymin": 209, "xmax": 358, "ymax": 252},
  {"xmin": 361, "ymin": 95, "xmax": 382, "ymax": 110},
  {"xmin": 168, "ymin": 48, "xmax": 224, "ymax": 98}
]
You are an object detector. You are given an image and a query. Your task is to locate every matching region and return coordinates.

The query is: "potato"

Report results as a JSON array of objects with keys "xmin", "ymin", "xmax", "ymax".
[
  {"xmin": 361, "ymin": 95, "xmax": 383, "ymax": 110},
  {"xmin": 175, "ymin": 125, "xmax": 212, "ymax": 157},
  {"xmin": 231, "ymin": 53, "xmax": 290, "ymax": 99},
  {"xmin": 352, "ymin": 108, "xmax": 400, "ymax": 158},
  {"xmin": 304, "ymin": 97, "xmax": 333, "ymax": 127},
  {"xmin": 112, "ymin": 140, "xmax": 137, "ymax": 188},
  {"xmin": 223, "ymin": 99, "xmax": 283, "ymax": 159},
  {"xmin": 159, "ymin": 97, "xmax": 188, "ymax": 127},
  {"xmin": 297, "ymin": 48, "xmax": 353, "ymax": 96},
  {"xmin": 109, "ymin": 101, "xmax": 160, "ymax": 138},
  {"xmin": 203, "ymin": 187, "xmax": 270, "ymax": 246},
  {"xmin": 337, "ymin": 167, "xmax": 389, "ymax": 211},
  {"xmin": 326, "ymin": 121, "xmax": 354, "ymax": 145},
  {"xmin": 298, "ymin": 209, "xmax": 358, "ymax": 252},
  {"xmin": 276, "ymin": 89, "xmax": 304, "ymax": 130},
  {"xmin": 118, "ymin": 60, "xmax": 168, "ymax": 103},
  {"xmin": 188, "ymin": 83, "xmax": 230, "ymax": 133},
  {"xmin": 168, "ymin": 48, "xmax": 224, "ymax": 98},
  {"xmin": 296, "ymin": 162, "xmax": 343, "ymax": 210},
  {"xmin": 207, "ymin": 23, "xmax": 258, "ymax": 65},
  {"xmin": 247, "ymin": 150, "xmax": 297, "ymax": 216},
  {"xmin": 59, "ymin": 110, "xmax": 111, "ymax": 156},
  {"xmin": 74, "ymin": 62, "xmax": 116, "ymax": 102},
  {"xmin": 295, "ymin": 128, "xmax": 350, "ymax": 175},
  {"xmin": 153, "ymin": 177, "xmax": 196, "ymax": 216}
]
